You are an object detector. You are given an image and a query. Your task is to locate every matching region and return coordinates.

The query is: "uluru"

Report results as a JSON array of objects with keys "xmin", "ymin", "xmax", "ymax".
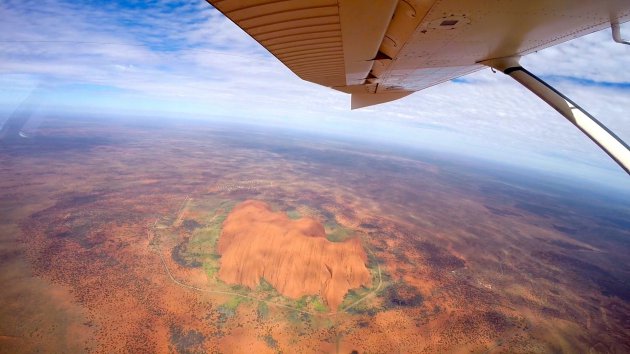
[{"xmin": 217, "ymin": 200, "xmax": 371, "ymax": 311}]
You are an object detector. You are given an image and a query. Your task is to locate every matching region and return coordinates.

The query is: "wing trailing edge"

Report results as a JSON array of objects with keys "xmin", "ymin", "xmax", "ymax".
[{"xmin": 351, "ymin": 91, "xmax": 413, "ymax": 110}]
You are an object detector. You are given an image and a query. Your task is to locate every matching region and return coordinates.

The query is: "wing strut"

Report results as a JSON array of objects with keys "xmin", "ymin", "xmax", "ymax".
[{"xmin": 482, "ymin": 57, "xmax": 630, "ymax": 175}]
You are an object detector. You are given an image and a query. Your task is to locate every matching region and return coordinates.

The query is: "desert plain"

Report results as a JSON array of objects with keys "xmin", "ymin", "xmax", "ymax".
[{"xmin": 1, "ymin": 115, "xmax": 629, "ymax": 353}]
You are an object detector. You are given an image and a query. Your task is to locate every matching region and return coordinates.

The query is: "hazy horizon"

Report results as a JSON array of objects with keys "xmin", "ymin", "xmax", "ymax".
[{"xmin": 2, "ymin": 0, "xmax": 630, "ymax": 187}]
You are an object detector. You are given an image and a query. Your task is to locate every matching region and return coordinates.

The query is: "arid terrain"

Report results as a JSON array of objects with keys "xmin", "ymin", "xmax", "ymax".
[{"xmin": 1, "ymin": 115, "xmax": 629, "ymax": 353}]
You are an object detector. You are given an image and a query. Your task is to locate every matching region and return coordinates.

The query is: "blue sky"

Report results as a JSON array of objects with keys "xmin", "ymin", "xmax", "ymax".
[{"xmin": 1, "ymin": 0, "xmax": 629, "ymax": 185}]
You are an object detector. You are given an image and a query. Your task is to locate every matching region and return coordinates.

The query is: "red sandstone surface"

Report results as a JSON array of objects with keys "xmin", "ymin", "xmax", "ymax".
[{"xmin": 217, "ymin": 200, "xmax": 371, "ymax": 310}]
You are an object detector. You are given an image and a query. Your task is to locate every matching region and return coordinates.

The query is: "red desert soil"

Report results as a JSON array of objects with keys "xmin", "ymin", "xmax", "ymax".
[{"xmin": 217, "ymin": 200, "xmax": 371, "ymax": 310}]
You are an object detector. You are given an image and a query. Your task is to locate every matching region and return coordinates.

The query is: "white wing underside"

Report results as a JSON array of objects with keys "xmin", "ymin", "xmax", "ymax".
[{"xmin": 207, "ymin": 0, "xmax": 630, "ymax": 108}]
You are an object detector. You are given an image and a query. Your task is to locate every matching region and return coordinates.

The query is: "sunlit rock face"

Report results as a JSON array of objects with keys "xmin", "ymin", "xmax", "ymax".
[{"xmin": 217, "ymin": 200, "xmax": 371, "ymax": 310}]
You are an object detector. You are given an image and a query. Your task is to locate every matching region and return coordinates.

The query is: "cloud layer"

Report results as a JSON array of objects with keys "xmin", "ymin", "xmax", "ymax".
[{"xmin": 1, "ymin": 0, "xmax": 629, "ymax": 180}]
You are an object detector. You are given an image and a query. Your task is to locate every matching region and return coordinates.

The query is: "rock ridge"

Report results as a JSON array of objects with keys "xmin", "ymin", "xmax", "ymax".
[{"xmin": 217, "ymin": 200, "xmax": 371, "ymax": 310}]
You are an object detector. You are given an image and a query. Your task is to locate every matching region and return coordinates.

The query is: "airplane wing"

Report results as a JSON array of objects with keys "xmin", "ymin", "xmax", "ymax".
[
  {"xmin": 205, "ymin": 0, "xmax": 630, "ymax": 174},
  {"xmin": 206, "ymin": 0, "xmax": 630, "ymax": 108}
]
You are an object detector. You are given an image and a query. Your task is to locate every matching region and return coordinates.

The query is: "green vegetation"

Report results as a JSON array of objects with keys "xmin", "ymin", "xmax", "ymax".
[
  {"xmin": 257, "ymin": 301, "xmax": 269, "ymax": 320},
  {"xmin": 172, "ymin": 200, "xmax": 233, "ymax": 282},
  {"xmin": 366, "ymin": 250, "xmax": 379, "ymax": 269},
  {"xmin": 295, "ymin": 296, "xmax": 308, "ymax": 310},
  {"xmin": 169, "ymin": 325, "xmax": 205, "ymax": 354},
  {"xmin": 166, "ymin": 198, "xmax": 387, "ymax": 320},
  {"xmin": 286, "ymin": 209, "xmax": 301, "ymax": 219},
  {"xmin": 228, "ymin": 283, "xmax": 248, "ymax": 293},
  {"xmin": 287, "ymin": 309, "xmax": 300, "ymax": 324},
  {"xmin": 286, "ymin": 296, "xmax": 323, "ymax": 324},
  {"xmin": 383, "ymin": 282, "xmax": 424, "ymax": 308},
  {"xmin": 339, "ymin": 285, "xmax": 382, "ymax": 316},
  {"xmin": 179, "ymin": 221, "xmax": 223, "ymax": 279},
  {"xmin": 202, "ymin": 262, "xmax": 219, "ymax": 278},
  {"xmin": 345, "ymin": 301, "xmax": 377, "ymax": 316},
  {"xmin": 263, "ymin": 334, "xmax": 278, "ymax": 349},
  {"xmin": 257, "ymin": 278, "xmax": 275, "ymax": 292},
  {"xmin": 255, "ymin": 278, "xmax": 283, "ymax": 301},
  {"xmin": 287, "ymin": 309, "xmax": 312, "ymax": 324},
  {"xmin": 342, "ymin": 283, "xmax": 383, "ymax": 315},
  {"xmin": 378, "ymin": 269, "xmax": 391, "ymax": 284},
  {"xmin": 188, "ymin": 226, "xmax": 219, "ymax": 254},
  {"xmin": 341, "ymin": 289, "xmax": 363, "ymax": 307},
  {"xmin": 222, "ymin": 295, "xmax": 249, "ymax": 311},
  {"xmin": 293, "ymin": 295, "xmax": 328, "ymax": 313},
  {"xmin": 311, "ymin": 297, "xmax": 328, "ymax": 313},
  {"xmin": 195, "ymin": 198, "xmax": 236, "ymax": 225},
  {"xmin": 324, "ymin": 220, "xmax": 352, "ymax": 242},
  {"xmin": 217, "ymin": 295, "xmax": 248, "ymax": 323}
]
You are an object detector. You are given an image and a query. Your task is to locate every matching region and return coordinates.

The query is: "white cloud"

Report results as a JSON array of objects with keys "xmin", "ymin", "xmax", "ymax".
[
  {"xmin": 1, "ymin": 0, "xmax": 628, "ymax": 178},
  {"xmin": 523, "ymin": 22, "xmax": 630, "ymax": 84}
]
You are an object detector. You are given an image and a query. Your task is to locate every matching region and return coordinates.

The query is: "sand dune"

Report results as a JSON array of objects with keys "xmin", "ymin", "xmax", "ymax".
[{"xmin": 217, "ymin": 200, "xmax": 371, "ymax": 310}]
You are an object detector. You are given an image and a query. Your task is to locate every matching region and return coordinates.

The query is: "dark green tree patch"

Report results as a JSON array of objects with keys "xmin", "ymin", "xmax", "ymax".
[
  {"xmin": 182, "ymin": 219, "xmax": 202, "ymax": 232},
  {"xmin": 384, "ymin": 282, "xmax": 424, "ymax": 308},
  {"xmin": 169, "ymin": 324, "xmax": 205, "ymax": 354}
]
